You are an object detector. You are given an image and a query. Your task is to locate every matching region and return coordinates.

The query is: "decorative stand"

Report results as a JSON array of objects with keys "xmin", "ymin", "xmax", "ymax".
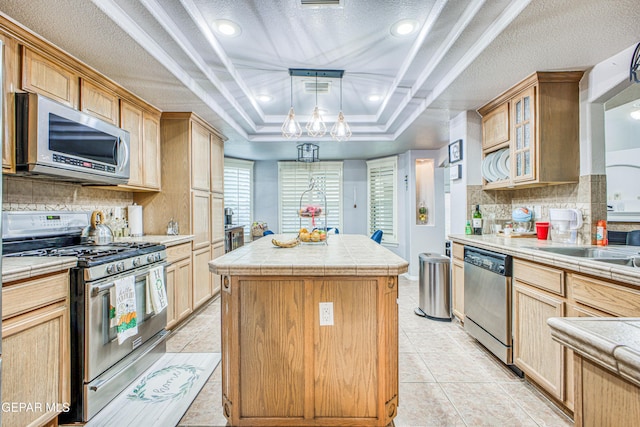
[{"xmin": 298, "ymin": 178, "xmax": 328, "ymax": 244}]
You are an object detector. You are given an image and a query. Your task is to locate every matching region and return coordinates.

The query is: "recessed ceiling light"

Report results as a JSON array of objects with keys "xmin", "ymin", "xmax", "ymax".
[
  {"xmin": 213, "ymin": 19, "xmax": 241, "ymax": 37},
  {"xmin": 368, "ymin": 95, "xmax": 382, "ymax": 102},
  {"xmin": 390, "ymin": 19, "xmax": 418, "ymax": 37},
  {"xmin": 630, "ymin": 109, "xmax": 640, "ymax": 120},
  {"xmin": 256, "ymin": 95, "xmax": 272, "ymax": 103}
]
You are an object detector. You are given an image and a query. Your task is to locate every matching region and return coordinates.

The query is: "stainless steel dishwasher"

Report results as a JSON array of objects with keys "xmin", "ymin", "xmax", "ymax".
[{"xmin": 464, "ymin": 246, "xmax": 517, "ymax": 369}]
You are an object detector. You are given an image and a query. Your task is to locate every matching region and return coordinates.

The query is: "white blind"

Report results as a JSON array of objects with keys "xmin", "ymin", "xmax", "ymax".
[
  {"xmin": 367, "ymin": 156, "xmax": 397, "ymax": 244},
  {"xmin": 224, "ymin": 159, "xmax": 253, "ymax": 235},
  {"xmin": 278, "ymin": 162, "xmax": 343, "ymax": 233}
]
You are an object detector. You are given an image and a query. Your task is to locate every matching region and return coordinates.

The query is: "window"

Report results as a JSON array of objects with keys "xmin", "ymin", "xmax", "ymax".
[
  {"xmin": 224, "ymin": 158, "xmax": 253, "ymax": 235},
  {"xmin": 367, "ymin": 156, "xmax": 397, "ymax": 244},
  {"xmin": 278, "ymin": 162, "xmax": 343, "ymax": 233}
]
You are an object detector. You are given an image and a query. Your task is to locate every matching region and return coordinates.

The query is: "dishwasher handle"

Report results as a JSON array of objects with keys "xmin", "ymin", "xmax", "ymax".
[{"xmin": 463, "ymin": 246, "xmax": 512, "ymax": 276}]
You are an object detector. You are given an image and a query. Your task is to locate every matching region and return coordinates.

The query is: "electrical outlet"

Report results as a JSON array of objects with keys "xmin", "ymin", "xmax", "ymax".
[{"xmin": 319, "ymin": 302, "xmax": 333, "ymax": 326}]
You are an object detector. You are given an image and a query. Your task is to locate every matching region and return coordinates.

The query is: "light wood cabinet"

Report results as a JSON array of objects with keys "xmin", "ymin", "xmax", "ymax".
[
  {"xmin": 513, "ymin": 281, "xmax": 565, "ymax": 401},
  {"xmin": 191, "ymin": 120, "xmax": 211, "ymax": 192},
  {"xmin": 120, "ymin": 100, "xmax": 161, "ymax": 191},
  {"xmin": 222, "ymin": 274, "xmax": 398, "ymax": 426},
  {"xmin": 2, "ymin": 35, "xmax": 19, "ymax": 172},
  {"xmin": 136, "ymin": 112, "xmax": 226, "ymax": 322},
  {"xmin": 166, "ymin": 243, "xmax": 193, "ymax": 329},
  {"xmin": 1, "ymin": 272, "xmax": 70, "ymax": 427},
  {"xmin": 80, "ymin": 78, "xmax": 119, "ymax": 125},
  {"xmin": 193, "ymin": 246, "xmax": 213, "ymax": 309},
  {"xmin": 211, "ymin": 241, "xmax": 225, "ymax": 296},
  {"xmin": 574, "ymin": 355, "xmax": 640, "ymax": 427},
  {"xmin": 21, "ymin": 46, "xmax": 78, "ymax": 108},
  {"xmin": 210, "ymin": 135, "xmax": 224, "ymax": 194},
  {"xmin": 478, "ymin": 71, "xmax": 583, "ymax": 189},
  {"xmin": 481, "ymin": 102, "xmax": 509, "ymax": 151},
  {"xmin": 451, "ymin": 243, "xmax": 465, "ymax": 322}
]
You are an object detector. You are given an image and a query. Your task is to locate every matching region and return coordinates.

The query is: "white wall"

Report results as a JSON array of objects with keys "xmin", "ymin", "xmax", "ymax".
[{"xmin": 448, "ymin": 111, "xmax": 482, "ymax": 234}]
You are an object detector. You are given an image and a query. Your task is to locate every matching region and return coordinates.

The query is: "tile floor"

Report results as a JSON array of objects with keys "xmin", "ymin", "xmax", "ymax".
[{"xmin": 170, "ymin": 276, "xmax": 574, "ymax": 427}]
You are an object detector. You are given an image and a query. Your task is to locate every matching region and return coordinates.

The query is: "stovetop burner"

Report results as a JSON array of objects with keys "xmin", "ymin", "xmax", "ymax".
[{"xmin": 6, "ymin": 241, "xmax": 164, "ymax": 267}]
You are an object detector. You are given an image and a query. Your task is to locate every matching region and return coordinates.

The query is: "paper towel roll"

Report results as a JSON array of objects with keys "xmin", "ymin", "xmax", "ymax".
[{"xmin": 128, "ymin": 205, "xmax": 143, "ymax": 237}]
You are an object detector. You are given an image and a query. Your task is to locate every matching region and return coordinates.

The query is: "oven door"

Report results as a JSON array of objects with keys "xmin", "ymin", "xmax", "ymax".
[{"xmin": 85, "ymin": 261, "xmax": 167, "ymax": 382}]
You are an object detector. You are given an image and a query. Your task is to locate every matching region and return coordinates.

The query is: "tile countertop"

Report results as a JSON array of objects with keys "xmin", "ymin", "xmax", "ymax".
[
  {"xmin": 548, "ymin": 317, "xmax": 640, "ymax": 388},
  {"xmin": 448, "ymin": 234, "xmax": 640, "ymax": 288},
  {"xmin": 209, "ymin": 234, "xmax": 409, "ymax": 276},
  {"xmin": 2, "ymin": 235, "xmax": 195, "ymax": 282},
  {"xmin": 114, "ymin": 234, "xmax": 195, "ymax": 247},
  {"xmin": 3, "ymin": 256, "xmax": 78, "ymax": 283}
]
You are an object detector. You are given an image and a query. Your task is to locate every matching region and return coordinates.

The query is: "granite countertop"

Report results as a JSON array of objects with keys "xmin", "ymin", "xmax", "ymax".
[
  {"xmin": 548, "ymin": 317, "xmax": 640, "ymax": 387},
  {"xmin": 209, "ymin": 234, "xmax": 409, "ymax": 276},
  {"xmin": 449, "ymin": 234, "xmax": 640, "ymax": 287},
  {"xmin": 3, "ymin": 256, "xmax": 78, "ymax": 283},
  {"xmin": 114, "ymin": 234, "xmax": 195, "ymax": 246}
]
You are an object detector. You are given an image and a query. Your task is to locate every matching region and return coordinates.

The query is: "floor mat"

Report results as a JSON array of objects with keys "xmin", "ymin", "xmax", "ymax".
[{"xmin": 87, "ymin": 352, "xmax": 221, "ymax": 427}]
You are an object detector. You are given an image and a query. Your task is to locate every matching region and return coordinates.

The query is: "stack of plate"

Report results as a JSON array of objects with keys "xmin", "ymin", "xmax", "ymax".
[{"xmin": 482, "ymin": 148, "xmax": 510, "ymax": 183}]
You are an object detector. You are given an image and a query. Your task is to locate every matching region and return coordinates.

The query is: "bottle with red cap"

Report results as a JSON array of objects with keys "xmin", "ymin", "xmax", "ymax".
[{"xmin": 596, "ymin": 220, "xmax": 607, "ymax": 246}]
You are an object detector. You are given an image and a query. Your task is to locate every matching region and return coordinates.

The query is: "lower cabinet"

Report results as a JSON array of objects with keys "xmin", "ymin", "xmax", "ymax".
[
  {"xmin": 211, "ymin": 241, "xmax": 225, "ymax": 296},
  {"xmin": 1, "ymin": 272, "xmax": 70, "ymax": 427},
  {"xmin": 513, "ymin": 280, "xmax": 566, "ymax": 401},
  {"xmin": 193, "ymin": 246, "xmax": 213, "ymax": 310},
  {"xmin": 451, "ymin": 258, "xmax": 464, "ymax": 321},
  {"xmin": 166, "ymin": 243, "xmax": 193, "ymax": 329}
]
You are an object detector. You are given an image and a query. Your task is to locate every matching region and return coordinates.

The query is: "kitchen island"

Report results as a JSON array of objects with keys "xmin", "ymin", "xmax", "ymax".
[{"xmin": 209, "ymin": 234, "xmax": 408, "ymax": 426}]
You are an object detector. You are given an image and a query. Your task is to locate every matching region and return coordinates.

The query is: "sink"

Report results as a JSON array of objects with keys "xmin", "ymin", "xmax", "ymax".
[
  {"xmin": 592, "ymin": 257, "xmax": 639, "ymax": 267},
  {"xmin": 534, "ymin": 247, "xmax": 633, "ymax": 258}
]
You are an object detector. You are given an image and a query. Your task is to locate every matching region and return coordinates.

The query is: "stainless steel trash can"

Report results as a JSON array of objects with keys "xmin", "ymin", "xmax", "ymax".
[{"xmin": 415, "ymin": 253, "xmax": 452, "ymax": 321}]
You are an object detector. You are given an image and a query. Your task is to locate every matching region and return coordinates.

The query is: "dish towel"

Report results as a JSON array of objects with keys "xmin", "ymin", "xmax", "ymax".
[
  {"xmin": 109, "ymin": 276, "xmax": 138, "ymax": 345},
  {"xmin": 145, "ymin": 265, "xmax": 168, "ymax": 315}
]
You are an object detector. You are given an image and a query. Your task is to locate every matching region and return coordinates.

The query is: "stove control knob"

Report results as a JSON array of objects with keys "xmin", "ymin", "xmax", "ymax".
[
  {"xmin": 117, "ymin": 262, "xmax": 125, "ymax": 272},
  {"xmin": 147, "ymin": 254, "xmax": 155, "ymax": 263},
  {"xmin": 155, "ymin": 253, "xmax": 162, "ymax": 262},
  {"xmin": 133, "ymin": 258, "xmax": 141, "ymax": 267},
  {"xmin": 107, "ymin": 264, "xmax": 116, "ymax": 274}
]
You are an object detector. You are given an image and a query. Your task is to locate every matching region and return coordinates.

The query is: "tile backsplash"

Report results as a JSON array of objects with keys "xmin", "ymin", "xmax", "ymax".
[
  {"xmin": 468, "ymin": 175, "xmax": 608, "ymax": 245},
  {"xmin": 3, "ymin": 175, "xmax": 133, "ymax": 220}
]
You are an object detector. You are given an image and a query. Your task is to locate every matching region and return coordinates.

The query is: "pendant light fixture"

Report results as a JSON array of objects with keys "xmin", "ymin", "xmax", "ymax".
[
  {"xmin": 305, "ymin": 72, "xmax": 327, "ymax": 137},
  {"xmin": 330, "ymin": 78, "xmax": 352, "ymax": 141},
  {"xmin": 297, "ymin": 143, "xmax": 319, "ymax": 162},
  {"xmin": 281, "ymin": 74, "xmax": 302, "ymax": 139}
]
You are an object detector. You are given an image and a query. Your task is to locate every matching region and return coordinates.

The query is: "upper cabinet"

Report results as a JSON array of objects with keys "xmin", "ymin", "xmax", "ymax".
[
  {"xmin": 119, "ymin": 100, "xmax": 161, "ymax": 191},
  {"xmin": 80, "ymin": 78, "xmax": 119, "ymax": 125},
  {"xmin": 210, "ymin": 135, "xmax": 224, "ymax": 194},
  {"xmin": 21, "ymin": 46, "xmax": 78, "ymax": 108},
  {"xmin": 0, "ymin": 16, "xmax": 162, "ymax": 188},
  {"xmin": 478, "ymin": 71, "xmax": 583, "ymax": 189}
]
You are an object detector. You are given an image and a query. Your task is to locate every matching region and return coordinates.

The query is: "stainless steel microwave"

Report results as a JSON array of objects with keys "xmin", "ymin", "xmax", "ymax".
[{"xmin": 15, "ymin": 92, "xmax": 130, "ymax": 184}]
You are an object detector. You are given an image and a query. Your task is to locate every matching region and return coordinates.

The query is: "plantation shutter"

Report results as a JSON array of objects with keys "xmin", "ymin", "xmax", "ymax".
[
  {"xmin": 367, "ymin": 156, "xmax": 397, "ymax": 244},
  {"xmin": 224, "ymin": 159, "xmax": 253, "ymax": 235},
  {"xmin": 278, "ymin": 162, "xmax": 343, "ymax": 234}
]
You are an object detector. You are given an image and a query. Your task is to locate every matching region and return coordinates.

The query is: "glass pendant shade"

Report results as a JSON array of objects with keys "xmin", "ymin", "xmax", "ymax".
[
  {"xmin": 306, "ymin": 106, "xmax": 327, "ymax": 137},
  {"xmin": 330, "ymin": 111, "xmax": 352, "ymax": 141},
  {"xmin": 282, "ymin": 107, "xmax": 302, "ymax": 139}
]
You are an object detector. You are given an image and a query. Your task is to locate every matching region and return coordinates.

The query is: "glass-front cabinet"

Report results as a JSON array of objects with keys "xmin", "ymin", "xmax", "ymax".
[
  {"xmin": 477, "ymin": 72, "xmax": 582, "ymax": 189},
  {"xmin": 512, "ymin": 86, "xmax": 535, "ymax": 183}
]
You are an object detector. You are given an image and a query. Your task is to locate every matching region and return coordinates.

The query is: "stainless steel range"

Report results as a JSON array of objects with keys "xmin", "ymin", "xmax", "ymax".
[{"xmin": 2, "ymin": 211, "xmax": 168, "ymax": 422}]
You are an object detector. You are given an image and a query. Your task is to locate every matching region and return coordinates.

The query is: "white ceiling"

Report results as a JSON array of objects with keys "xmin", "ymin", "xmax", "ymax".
[{"xmin": 0, "ymin": 0, "xmax": 639, "ymax": 161}]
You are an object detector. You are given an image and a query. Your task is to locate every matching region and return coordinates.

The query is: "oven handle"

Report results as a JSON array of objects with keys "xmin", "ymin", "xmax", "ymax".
[{"xmin": 90, "ymin": 262, "xmax": 168, "ymax": 297}]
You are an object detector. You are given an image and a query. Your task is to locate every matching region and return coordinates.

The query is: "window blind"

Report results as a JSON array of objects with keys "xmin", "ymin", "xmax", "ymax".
[
  {"xmin": 278, "ymin": 162, "xmax": 343, "ymax": 233},
  {"xmin": 367, "ymin": 156, "xmax": 397, "ymax": 244},
  {"xmin": 224, "ymin": 159, "xmax": 254, "ymax": 235}
]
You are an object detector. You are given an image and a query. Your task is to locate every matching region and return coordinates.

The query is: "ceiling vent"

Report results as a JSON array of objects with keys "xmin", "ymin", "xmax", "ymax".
[
  {"xmin": 300, "ymin": 0, "xmax": 344, "ymax": 9},
  {"xmin": 304, "ymin": 81, "xmax": 331, "ymax": 94}
]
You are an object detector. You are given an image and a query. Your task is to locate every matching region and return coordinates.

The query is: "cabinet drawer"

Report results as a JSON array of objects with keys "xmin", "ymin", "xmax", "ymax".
[
  {"xmin": 570, "ymin": 274, "xmax": 640, "ymax": 317},
  {"xmin": 513, "ymin": 259, "xmax": 564, "ymax": 295},
  {"xmin": 166, "ymin": 242, "xmax": 192, "ymax": 263},
  {"xmin": 452, "ymin": 243, "xmax": 464, "ymax": 260},
  {"xmin": 2, "ymin": 272, "xmax": 69, "ymax": 319}
]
